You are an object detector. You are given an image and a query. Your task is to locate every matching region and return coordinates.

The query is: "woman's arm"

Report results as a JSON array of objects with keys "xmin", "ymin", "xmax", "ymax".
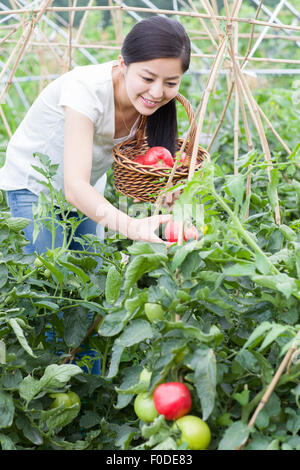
[{"xmin": 63, "ymin": 107, "xmax": 171, "ymax": 243}]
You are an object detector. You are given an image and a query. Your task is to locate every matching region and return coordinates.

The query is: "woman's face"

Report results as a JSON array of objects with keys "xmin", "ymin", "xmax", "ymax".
[{"xmin": 119, "ymin": 56, "xmax": 183, "ymax": 115}]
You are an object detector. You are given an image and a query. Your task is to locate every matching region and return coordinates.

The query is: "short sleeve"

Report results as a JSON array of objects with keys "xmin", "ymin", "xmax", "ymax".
[{"xmin": 58, "ymin": 73, "xmax": 103, "ymax": 124}]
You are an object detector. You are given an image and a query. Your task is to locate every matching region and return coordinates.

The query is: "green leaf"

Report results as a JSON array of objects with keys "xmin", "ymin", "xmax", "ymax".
[
  {"xmin": 295, "ymin": 246, "xmax": 300, "ymax": 280},
  {"xmin": 98, "ymin": 309, "xmax": 131, "ymax": 337},
  {"xmin": 224, "ymin": 262, "xmax": 256, "ymax": 277},
  {"xmin": 235, "ymin": 149, "xmax": 259, "ymax": 168},
  {"xmin": 0, "ymin": 340, "xmax": 6, "ymax": 364},
  {"xmin": 279, "ymin": 224, "xmax": 297, "ymax": 242},
  {"xmin": 115, "ymin": 424, "xmax": 138, "ymax": 450},
  {"xmin": 233, "ymin": 390, "xmax": 250, "ymax": 407},
  {"xmin": 0, "ymin": 391, "xmax": 15, "ymax": 429},
  {"xmin": 8, "ymin": 318, "xmax": 37, "ymax": 358},
  {"xmin": 36, "ymin": 255, "xmax": 65, "ymax": 284},
  {"xmin": 255, "ymin": 252, "xmax": 272, "ymax": 275},
  {"xmin": 16, "ymin": 415, "xmax": 43, "ymax": 445},
  {"xmin": 191, "ymin": 348, "xmax": 217, "ymax": 420},
  {"xmin": 226, "ymin": 174, "xmax": 244, "ymax": 207},
  {"xmin": 127, "ymin": 242, "xmax": 166, "ymax": 256},
  {"xmin": 164, "ymin": 321, "xmax": 223, "ymax": 345},
  {"xmin": 251, "ymin": 273, "xmax": 297, "ymax": 299},
  {"xmin": 39, "ymin": 403, "xmax": 80, "ymax": 435},
  {"xmin": 63, "ymin": 306, "xmax": 90, "ymax": 348},
  {"xmin": 58, "ymin": 260, "xmax": 90, "ymax": 284},
  {"xmin": 218, "ymin": 421, "xmax": 250, "ymax": 450},
  {"xmin": 106, "ymin": 341, "xmax": 124, "ymax": 379},
  {"xmin": 5, "ymin": 217, "xmax": 31, "ymax": 232},
  {"xmin": 171, "ymin": 241, "xmax": 203, "ymax": 271},
  {"xmin": 0, "ymin": 264, "xmax": 8, "ymax": 289},
  {"xmin": 267, "ymin": 168, "xmax": 279, "ymax": 210},
  {"xmin": 105, "ymin": 265, "xmax": 122, "ymax": 304},
  {"xmin": 19, "ymin": 364, "xmax": 82, "ymax": 403},
  {"xmin": 258, "ymin": 324, "xmax": 289, "ymax": 351},
  {"xmin": 50, "ymin": 430, "xmax": 101, "ymax": 450},
  {"xmin": 242, "ymin": 321, "xmax": 272, "ymax": 350},
  {"xmin": 124, "ymin": 254, "xmax": 167, "ymax": 295},
  {"xmin": 0, "ymin": 432, "xmax": 16, "ymax": 450},
  {"xmin": 118, "ymin": 319, "xmax": 154, "ymax": 347}
]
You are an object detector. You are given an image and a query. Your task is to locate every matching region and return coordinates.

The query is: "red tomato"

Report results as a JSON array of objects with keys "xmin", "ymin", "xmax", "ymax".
[
  {"xmin": 153, "ymin": 382, "xmax": 192, "ymax": 420},
  {"xmin": 165, "ymin": 220, "xmax": 181, "ymax": 243},
  {"xmin": 145, "ymin": 147, "xmax": 174, "ymax": 168},
  {"xmin": 173, "ymin": 152, "xmax": 187, "ymax": 165},
  {"xmin": 133, "ymin": 155, "xmax": 146, "ymax": 164},
  {"xmin": 142, "ymin": 153, "xmax": 159, "ymax": 165},
  {"xmin": 184, "ymin": 225, "xmax": 198, "ymax": 241},
  {"xmin": 164, "ymin": 221, "xmax": 198, "ymax": 243}
]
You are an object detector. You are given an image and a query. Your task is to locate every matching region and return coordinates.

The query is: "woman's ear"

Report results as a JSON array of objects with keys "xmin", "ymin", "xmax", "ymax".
[{"xmin": 118, "ymin": 54, "xmax": 126, "ymax": 70}]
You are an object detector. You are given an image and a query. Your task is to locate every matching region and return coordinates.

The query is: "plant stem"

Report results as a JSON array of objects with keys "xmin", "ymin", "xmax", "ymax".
[{"xmin": 212, "ymin": 188, "xmax": 279, "ymax": 275}]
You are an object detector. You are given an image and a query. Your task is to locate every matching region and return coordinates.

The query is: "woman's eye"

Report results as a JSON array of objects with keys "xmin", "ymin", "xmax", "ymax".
[
  {"xmin": 142, "ymin": 77, "xmax": 153, "ymax": 82},
  {"xmin": 166, "ymin": 82, "xmax": 178, "ymax": 87}
]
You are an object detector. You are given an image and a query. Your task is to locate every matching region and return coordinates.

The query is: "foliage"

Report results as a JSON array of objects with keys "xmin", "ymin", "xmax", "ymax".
[{"xmin": 0, "ymin": 143, "xmax": 300, "ymax": 450}]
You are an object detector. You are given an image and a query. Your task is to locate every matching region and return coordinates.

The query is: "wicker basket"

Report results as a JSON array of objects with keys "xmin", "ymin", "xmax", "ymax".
[{"xmin": 112, "ymin": 93, "xmax": 210, "ymax": 202}]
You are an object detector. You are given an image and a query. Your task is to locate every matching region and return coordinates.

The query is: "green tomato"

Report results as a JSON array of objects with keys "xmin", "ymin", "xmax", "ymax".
[
  {"xmin": 173, "ymin": 415, "xmax": 211, "ymax": 450},
  {"xmin": 144, "ymin": 303, "xmax": 164, "ymax": 322},
  {"xmin": 44, "ymin": 268, "xmax": 51, "ymax": 278},
  {"xmin": 139, "ymin": 368, "xmax": 152, "ymax": 384},
  {"xmin": 50, "ymin": 393, "xmax": 72, "ymax": 409},
  {"xmin": 67, "ymin": 391, "xmax": 81, "ymax": 408},
  {"xmin": 49, "ymin": 391, "xmax": 81, "ymax": 410},
  {"xmin": 134, "ymin": 392, "xmax": 158, "ymax": 422},
  {"xmin": 34, "ymin": 257, "xmax": 43, "ymax": 268}
]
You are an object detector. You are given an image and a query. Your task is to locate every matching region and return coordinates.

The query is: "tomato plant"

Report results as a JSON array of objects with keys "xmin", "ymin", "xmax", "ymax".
[{"xmin": 0, "ymin": 82, "xmax": 300, "ymax": 451}]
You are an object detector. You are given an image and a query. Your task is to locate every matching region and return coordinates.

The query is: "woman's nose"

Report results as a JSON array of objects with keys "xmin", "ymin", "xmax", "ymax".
[{"xmin": 149, "ymin": 81, "xmax": 164, "ymax": 100}]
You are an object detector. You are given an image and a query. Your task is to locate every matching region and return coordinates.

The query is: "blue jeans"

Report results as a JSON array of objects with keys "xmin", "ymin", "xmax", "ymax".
[
  {"xmin": 6, "ymin": 188, "xmax": 104, "ymax": 255},
  {"xmin": 6, "ymin": 188, "xmax": 103, "ymax": 375}
]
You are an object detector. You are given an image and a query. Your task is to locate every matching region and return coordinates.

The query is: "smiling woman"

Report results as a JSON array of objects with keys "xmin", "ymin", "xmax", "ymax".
[
  {"xmin": 0, "ymin": 16, "xmax": 191, "ymax": 255},
  {"xmin": 119, "ymin": 16, "xmax": 191, "ymax": 156}
]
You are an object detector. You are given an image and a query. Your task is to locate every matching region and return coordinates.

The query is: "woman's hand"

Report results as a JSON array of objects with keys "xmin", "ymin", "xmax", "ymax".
[{"xmin": 127, "ymin": 214, "xmax": 173, "ymax": 246}]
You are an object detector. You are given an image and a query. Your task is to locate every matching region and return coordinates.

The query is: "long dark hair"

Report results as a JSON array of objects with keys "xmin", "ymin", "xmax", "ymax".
[{"xmin": 121, "ymin": 16, "xmax": 191, "ymax": 155}]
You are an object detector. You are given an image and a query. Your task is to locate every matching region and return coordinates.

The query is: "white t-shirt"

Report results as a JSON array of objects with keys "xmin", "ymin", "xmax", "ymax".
[{"xmin": 0, "ymin": 60, "xmax": 140, "ymax": 198}]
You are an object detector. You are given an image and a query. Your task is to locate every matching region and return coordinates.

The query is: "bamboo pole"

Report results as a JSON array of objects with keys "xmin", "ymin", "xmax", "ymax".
[
  {"xmin": 0, "ymin": 0, "xmax": 54, "ymax": 106},
  {"xmin": 189, "ymin": 38, "xmax": 227, "ymax": 181},
  {"xmin": 199, "ymin": 0, "xmax": 224, "ymax": 42},
  {"xmin": 235, "ymin": 64, "xmax": 281, "ymax": 225},
  {"xmin": 0, "ymin": 103, "xmax": 12, "ymax": 138},
  {"xmin": 188, "ymin": 32, "xmax": 300, "ymax": 42},
  {"xmin": 241, "ymin": 0, "xmax": 289, "ymax": 72},
  {"xmin": 74, "ymin": 0, "xmax": 94, "ymax": 46},
  {"xmin": 1, "ymin": 5, "xmax": 300, "ymax": 34},
  {"xmin": 0, "ymin": 20, "xmax": 24, "ymax": 47},
  {"xmin": 188, "ymin": 0, "xmax": 218, "ymax": 49},
  {"xmin": 247, "ymin": 330, "xmax": 300, "ymax": 431},
  {"xmin": 0, "ymin": 18, "xmax": 29, "ymax": 85}
]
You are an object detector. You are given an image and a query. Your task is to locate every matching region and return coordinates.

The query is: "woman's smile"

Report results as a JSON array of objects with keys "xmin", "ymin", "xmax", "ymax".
[{"xmin": 140, "ymin": 95, "xmax": 162, "ymax": 108}]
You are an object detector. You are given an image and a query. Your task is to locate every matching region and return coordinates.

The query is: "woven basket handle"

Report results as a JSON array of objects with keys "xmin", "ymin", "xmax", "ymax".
[{"xmin": 135, "ymin": 93, "xmax": 197, "ymax": 163}]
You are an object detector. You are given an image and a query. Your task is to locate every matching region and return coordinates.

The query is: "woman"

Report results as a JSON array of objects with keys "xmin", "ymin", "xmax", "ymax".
[{"xmin": 0, "ymin": 16, "xmax": 191, "ymax": 254}]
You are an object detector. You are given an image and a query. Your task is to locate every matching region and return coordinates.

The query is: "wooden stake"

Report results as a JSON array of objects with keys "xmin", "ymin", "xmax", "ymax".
[{"xmin": 248, "ymin": 329, "xmax": 300, "ymax": 430}]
